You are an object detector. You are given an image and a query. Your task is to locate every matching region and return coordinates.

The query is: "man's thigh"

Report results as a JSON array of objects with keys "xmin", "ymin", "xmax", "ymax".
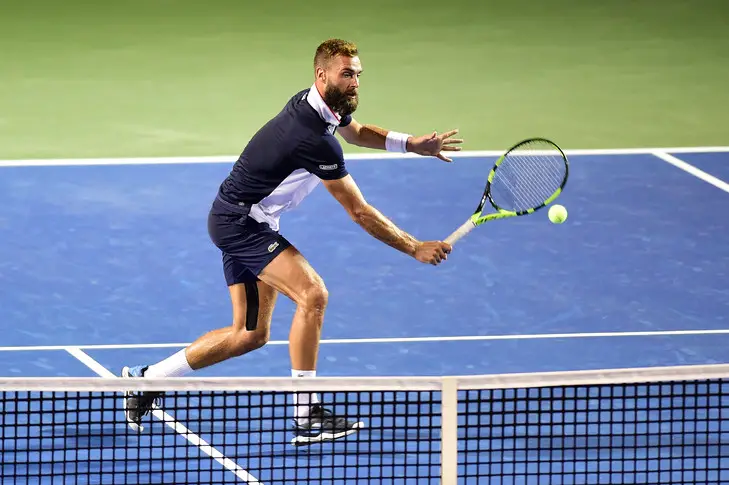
[
  {"xmin": 208, "ymin": 201, "xmax": 291, "ymax": 285},
  {"xmin": 258, "ymin": 245, "xmax": 326, "ymax": 305},
  {"xmin": 228, "ymin": 280, "xmax": 278, "ymax": 334}
]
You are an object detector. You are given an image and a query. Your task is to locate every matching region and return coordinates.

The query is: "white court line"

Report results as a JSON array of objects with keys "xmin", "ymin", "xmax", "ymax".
[
  {"xmin": 3, "ymin": 328, "xmax": 729, "ymax": 352},
  {"xmin": 66, "ymin": 347, "xmax": 115, "ymax": 377},
  {"xmin": 65, "ymin": 347, "xmax": 261, "ymax": 484},
  {"xmin": 0, "ymin": 146, "xmax": 728, "ymax": 167},
  {"xmin": 652, "ymin": 151, "xmax": 729, "ymax": 194}
]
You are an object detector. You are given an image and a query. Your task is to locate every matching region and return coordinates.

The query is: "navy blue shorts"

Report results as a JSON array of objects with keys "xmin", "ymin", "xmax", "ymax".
[{"xmin": 207, "ymin": 195, "xmax": 291, "ymax": 286}]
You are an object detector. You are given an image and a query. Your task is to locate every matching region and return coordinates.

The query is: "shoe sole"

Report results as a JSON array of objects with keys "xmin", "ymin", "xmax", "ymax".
[
  {"xmin": 290, "ymin": 421, "xmax": 365, "ymax": 446},
  {"xmin": 121, "ymin": 366, "xmax": 144, "ymax": 433}
]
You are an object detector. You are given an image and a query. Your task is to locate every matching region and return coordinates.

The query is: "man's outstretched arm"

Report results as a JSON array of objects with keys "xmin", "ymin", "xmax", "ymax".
[
  {"xmin": 321, "ymin": 174, "xmax": 451, "ymax": 265},
  {"xmin": 338, "ymin": 119, "xmax": 463, "ymax": 163}
]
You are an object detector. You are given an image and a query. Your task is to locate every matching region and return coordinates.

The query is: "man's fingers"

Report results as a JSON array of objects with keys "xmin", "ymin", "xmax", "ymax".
[
  {"xmin": 442, "ymin": 138, "xmax": 464, "ymax": 145},
  {"xmin": 437, "ymin": 130, "xmax": 459, "ymax": 142},
  {"xmin": 438, "ymin": 129, "xmax": 459, "ymax": 138},
  {"xmin": 436, "ymin": 153, "xmax": 453, "ymax": 163},
  {"xmin": 423, "ymin": 241, "xmax": 452, "ymax": 265},
  {"xmin": 441, "ymin": 145, "xmax": 462, "ymax": 151}
]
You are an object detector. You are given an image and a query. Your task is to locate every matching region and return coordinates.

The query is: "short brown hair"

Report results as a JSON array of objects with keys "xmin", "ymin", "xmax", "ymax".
[{"xmin": 314, "ymin": 39, "xmax": 358, "ymax": 68}]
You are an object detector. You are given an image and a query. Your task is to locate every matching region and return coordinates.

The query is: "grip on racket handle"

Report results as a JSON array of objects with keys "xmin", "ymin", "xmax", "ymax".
[{"xmin": 445, "ymin": 218, "xmax": 476, "ymax": 245}]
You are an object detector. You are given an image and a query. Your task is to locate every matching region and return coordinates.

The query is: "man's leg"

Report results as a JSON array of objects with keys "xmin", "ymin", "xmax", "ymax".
[
  {"xmin": 182, "ymin": 281, "xmax": 277, "ymax": 369},
  {"xmin": 121, "ymin": 278, "xmax": 278, "ymax": 431},
  {"xmin": 257, "ymin": 245, "xmax": 363, "ymax": 445},
  {"xmin": 258, "ymin": 245, "xmax": 327, "ymax": 374},
  {"xmin": 145, "ymin": 280, "xmax": 278, "ymax": 375}
]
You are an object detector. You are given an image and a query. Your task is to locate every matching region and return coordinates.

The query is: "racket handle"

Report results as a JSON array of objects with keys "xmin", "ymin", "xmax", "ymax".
[{"xmin": 444, "ymin": 218, "xmax": 476, "ymax": 245}]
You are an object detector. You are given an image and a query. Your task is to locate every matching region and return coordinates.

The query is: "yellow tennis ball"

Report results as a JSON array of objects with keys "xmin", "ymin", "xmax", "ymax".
[{"xmin": 548, "ymin": 204, "xmax": 568, "ymax": 224}]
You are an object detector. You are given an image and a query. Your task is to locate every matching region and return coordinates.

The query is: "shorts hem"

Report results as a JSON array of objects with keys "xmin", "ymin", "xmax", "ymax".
[
  {"xmin": 223, "ymin": 236, "xmax": 292, "ymax": 286},
  {"xmin": 251, "ymin": 236, "xmax": 292, "ymax": 277}
]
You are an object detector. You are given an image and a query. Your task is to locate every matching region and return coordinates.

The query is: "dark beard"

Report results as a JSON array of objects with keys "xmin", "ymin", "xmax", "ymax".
[{"xmin": 322, "ymin": 84, "xmax": 359, "ymax": 117}]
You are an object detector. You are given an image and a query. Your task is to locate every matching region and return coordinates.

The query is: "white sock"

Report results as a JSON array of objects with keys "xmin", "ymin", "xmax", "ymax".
[
  {"xmin": 292, "ymin": 369, "xmax": 319, "ymax": 424},
  {"xmin": 144, "ymin": 349, "xmax": 194, "ymax": 378}
]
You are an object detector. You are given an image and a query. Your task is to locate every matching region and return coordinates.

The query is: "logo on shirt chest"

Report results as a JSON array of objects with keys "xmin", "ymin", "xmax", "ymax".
[{"xmin": 326, "ymin": 124, "xmax": 336, "ymax": 135}]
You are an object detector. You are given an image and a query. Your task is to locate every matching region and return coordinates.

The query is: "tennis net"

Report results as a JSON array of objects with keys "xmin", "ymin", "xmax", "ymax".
[{"xmin": 1, "ymin": 363, "xmax": 728, "ymax": 484}]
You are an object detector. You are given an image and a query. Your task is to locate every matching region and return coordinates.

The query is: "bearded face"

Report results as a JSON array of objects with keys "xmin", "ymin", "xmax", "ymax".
[
  {"xmin": 322, "ymin": 82, "xmax": 359, "ymax": 117},
  {"xmin": 319, "ymin": 54, "xmax": 362, "ymax": 117}
]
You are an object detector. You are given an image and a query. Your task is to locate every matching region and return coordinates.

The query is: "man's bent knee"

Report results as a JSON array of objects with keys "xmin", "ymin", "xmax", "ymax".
[
  {"xmin": 301, "ymin": 283, "xmax": 328, "ymax": 315},
  {"xmin": 229, "ymin": 328, "xmax": 269, "ymax": 356}
]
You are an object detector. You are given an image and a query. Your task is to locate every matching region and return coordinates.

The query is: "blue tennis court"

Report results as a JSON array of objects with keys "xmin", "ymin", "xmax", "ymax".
[{"xmin": 1, "ymin": 147, "xmax": 728, "ymax": 483}]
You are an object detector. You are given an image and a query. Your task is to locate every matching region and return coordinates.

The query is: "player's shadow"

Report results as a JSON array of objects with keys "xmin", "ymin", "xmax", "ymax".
[
  {"xmin": 187, "ymin": 420, "xmax": 440, "ymax": 466},
  {"xmin": 1, "ymin": 424, "xmax": 132, "ymax": 452}
]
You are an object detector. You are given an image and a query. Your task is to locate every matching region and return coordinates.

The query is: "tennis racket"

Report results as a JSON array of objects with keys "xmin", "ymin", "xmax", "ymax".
[{"xmin": 444, "ymin": 137, "xmax": 569, "ymax": 245}]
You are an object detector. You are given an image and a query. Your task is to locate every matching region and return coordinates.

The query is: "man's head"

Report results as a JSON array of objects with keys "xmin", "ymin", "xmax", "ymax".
[{"xmin": 314, "ymin": 39, "xmax": 362, "ymax": 117}]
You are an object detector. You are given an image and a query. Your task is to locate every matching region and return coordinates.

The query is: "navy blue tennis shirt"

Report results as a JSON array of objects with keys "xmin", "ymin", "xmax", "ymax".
[
  {"xmin": 217, "ymin": 84, "xmax": 352, "ymax": 232},
  {"xmin": 207, "ymin": 84, "xmax": 353, "ymax": 285}
]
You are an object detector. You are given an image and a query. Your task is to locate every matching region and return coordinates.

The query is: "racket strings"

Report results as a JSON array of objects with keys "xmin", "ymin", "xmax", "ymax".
[
  {"xmin": 490, "ymin": 143, "xmax": 566, "ymax": 213},
  {"xmin": 497, "ymin": 156, "xmax": 552, "ymax": 207},
  {"xmin": 512, "ymin": 153, "xmax": 563, "ymax": 201},
  {"xmin": 492, "ymin": 157, "xmax": 542, "ymax": 205},
  {"xmin": 495, "ymin": 154, "xmax": 563, "ymax": 210}
]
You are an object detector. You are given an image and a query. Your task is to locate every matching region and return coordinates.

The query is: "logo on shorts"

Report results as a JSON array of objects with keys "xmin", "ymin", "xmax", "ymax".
[
  {"xmin": 318, "ymin": 163, "xmax": 338, "ymax": 170},
  {"xmin": 268, "ymin": 241, "xmax": 279, "ymax": 253}
]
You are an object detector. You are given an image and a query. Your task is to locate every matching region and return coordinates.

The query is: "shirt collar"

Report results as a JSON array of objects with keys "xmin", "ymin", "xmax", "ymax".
[{"xmin": 306, "ymin": 83, "xmax": 341, "ymax": 126}]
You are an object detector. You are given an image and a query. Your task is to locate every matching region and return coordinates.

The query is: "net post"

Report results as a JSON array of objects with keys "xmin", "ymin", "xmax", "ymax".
[{"xmin": 440, "ymin": 376, "xmax": 459, "ymax": 485}]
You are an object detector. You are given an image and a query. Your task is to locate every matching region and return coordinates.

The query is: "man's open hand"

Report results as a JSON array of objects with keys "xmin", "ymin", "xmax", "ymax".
[{"xmin": 408, "ymin": 129, "xmax": 464, "ymax": 162}]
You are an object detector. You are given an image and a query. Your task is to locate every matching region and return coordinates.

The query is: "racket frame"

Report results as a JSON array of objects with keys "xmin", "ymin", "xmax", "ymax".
[{"xmin": 445, "ymin": 138, "xmax": 569, "ymax": 245}]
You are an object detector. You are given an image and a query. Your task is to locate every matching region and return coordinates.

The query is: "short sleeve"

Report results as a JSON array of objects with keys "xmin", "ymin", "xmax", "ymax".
[
  {"xmin": 339, "ymin": 114, "xmax": 352, "ymax": 127},
  {"xmin": 297, "ymin": 136, "xmax": 349, "ymax": 180}
]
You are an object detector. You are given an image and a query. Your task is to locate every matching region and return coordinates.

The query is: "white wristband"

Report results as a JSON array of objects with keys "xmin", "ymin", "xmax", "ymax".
[{"xmin": 385, "ymin": 131, "xmax": 411, "ymax": 153}]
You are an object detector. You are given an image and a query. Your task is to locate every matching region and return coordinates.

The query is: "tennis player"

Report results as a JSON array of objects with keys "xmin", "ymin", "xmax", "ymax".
[{"xmin": 122, "ymin": 38, "xmax": 462, "ymax": 444}]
